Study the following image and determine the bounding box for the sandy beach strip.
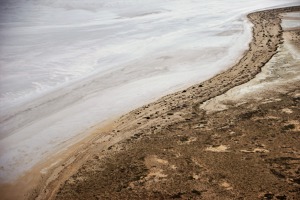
[1,6,299,200]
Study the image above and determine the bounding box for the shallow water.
[0,0,299,182]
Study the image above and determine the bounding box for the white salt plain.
[0,0,299,182]
[281,12,300,30]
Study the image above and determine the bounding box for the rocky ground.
[30,6,300,200]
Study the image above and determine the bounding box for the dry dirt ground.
[57,86,300,200]
[28,6,300,200]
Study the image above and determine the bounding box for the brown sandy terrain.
[6,6,299,200]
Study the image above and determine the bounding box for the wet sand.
[2,6,300,200]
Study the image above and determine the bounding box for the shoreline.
[1,6,300,200]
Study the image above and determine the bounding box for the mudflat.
[27,6,300,200]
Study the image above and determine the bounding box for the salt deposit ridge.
[0,0,299,182]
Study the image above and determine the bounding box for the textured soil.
[56,86,300,200]
[28,6,300,200]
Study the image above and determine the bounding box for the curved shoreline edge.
[31,5,300,200]
[2,5,300,200]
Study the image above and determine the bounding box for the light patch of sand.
[40,160,61,174]
[129,168,167,189]
[261,98,282,104]
[144,155,168,168]
[292,92,300,98]
[240,148,270,153]
[129,155,170,187]
[205,145,229,152]
[170,165,177,170]
[220,181,233,190]
[253,148,270,153]
[192,174,200,180]
[282,108,293,114]
[144,155,169,180]
[146,169,167,181]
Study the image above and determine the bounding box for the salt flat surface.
[281,12,300,29]
[0,0,299,182]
